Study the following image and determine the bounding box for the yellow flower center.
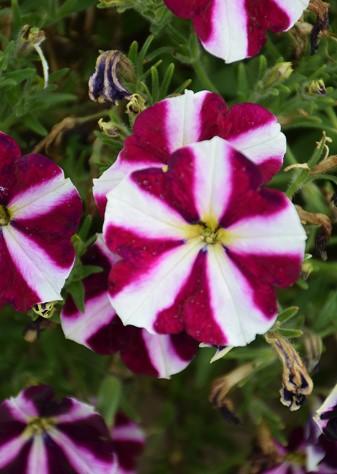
[186,215,235,247]
[0,204,10,226]
[25,416,55,437]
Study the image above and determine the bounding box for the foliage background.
[0,1,337,472]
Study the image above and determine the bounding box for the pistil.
[25,416,54,437]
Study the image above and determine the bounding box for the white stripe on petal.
[227,205,306,254]
[165,90,210,151]
[3,226,73,303]
[8,174,75,219]
[274,0,309,29]
[62,293,116,349]
[56,401,96,424]
[314,382,337,433]
[49,429,118,474]
[189,137,232,222]
[112,424,145,444]
[207,246,276,346]
[110,241,202,333]
[0,435,28,468]
[142,332,193,379]
[27,435,48,474]
[202,0,248,63]
[104,176,190,241]
[227,120,286,167]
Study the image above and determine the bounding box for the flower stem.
[192,59,218,93]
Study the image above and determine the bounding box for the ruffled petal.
[165,0,309,62]
[314,383,337,441]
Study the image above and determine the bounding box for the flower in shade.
[163,0,309,63]
[314,383,337,442]
[112,413,145,474]
[61,237,198,378]
[259,423,337,474]
[0,132,81,312]
[0,385,118,473]
[89,50,134,104]
[93,89,286,215]
[103,136,306,347]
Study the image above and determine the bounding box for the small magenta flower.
[93,90,287,215]
[61,237,198,378]
[112,413,145,474]
[103,137,306,347]
[0,132,81,311]
[314,383,337,441]
[164,0,309,63]
[89,50,134,104]
[0,385,118,473]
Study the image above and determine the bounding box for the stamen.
[0,205,10,226]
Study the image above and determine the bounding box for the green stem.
[326,107,337,129]
[192,59,218,93]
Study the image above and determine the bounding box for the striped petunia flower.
[103,136,306,347]
[0,385,118,473]
[164,0,309,63]
[314,383,337,442]
[260,423,337,474]
[61,237,198,378]
[0,132,81,312]
[93,90,286,215]
[112,413,145,474]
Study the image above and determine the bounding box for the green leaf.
[96,376,122,427]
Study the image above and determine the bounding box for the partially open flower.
[314,383,337,441]
[112,413,145,474]
[93,90,287,215]
[61,237,198,378]
[0,132,81,311]
[89,50,134,104]
[164,0,309,63]
[103,137,306,347]
[0,385,118,473]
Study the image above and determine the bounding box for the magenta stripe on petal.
[0,231,39,311]
[57,414,115,463]
[227,250,302,318]
[131,156,199,223]
[220,150,288,227]
[164,0,208,18]
[112,413,145,474]
[46,436,82,474]
[12,192,81,269]
[0,439,32,473]
[23,385,73,418]
[106,225,183,296]
[0,403,26,446]
[155,250,227,345]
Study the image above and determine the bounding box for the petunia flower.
[61,237,198,378]
[0,132,81,312]
[260,423,337,474]
[103,136,306,347]
[0,385,118,473]
[163,0,309,63]
[112,413,145,474]
[314,383,337,442]
[93,90,286,215]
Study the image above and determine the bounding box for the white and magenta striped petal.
[164,0,309,62]
[314,383,337,442]
[61,237,198,378]
[104,137,305,346]
[112,413,145,474]
[0,385,118,474]
[0,133,82,311]
[93,91,285,214]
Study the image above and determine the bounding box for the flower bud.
[307,79,327,95]
[263,62,293,88]
[89,50,134,104]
